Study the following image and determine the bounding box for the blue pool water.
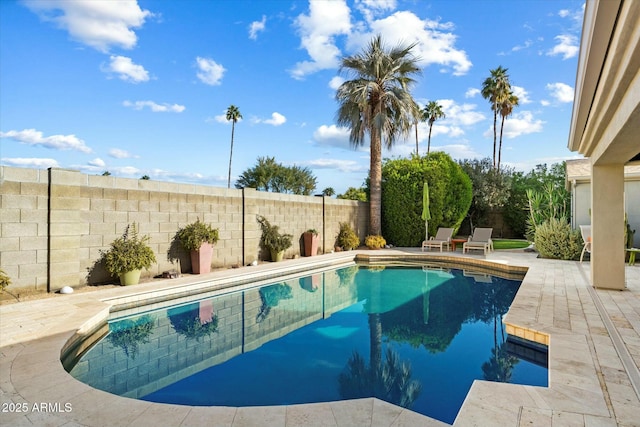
[68,265,548,424]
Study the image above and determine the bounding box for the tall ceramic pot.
[191,243,213,274]
[303,232,319,257]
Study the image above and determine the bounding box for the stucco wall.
[572,180,640,247]
[0,166,368,293]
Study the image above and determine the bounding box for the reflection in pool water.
[68,265,547,424]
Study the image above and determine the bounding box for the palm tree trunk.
[427,124,433,156]
[492,108,498,169]
[498,115,505,173]
[369,126,382,236]
[415,122,419,155]
[228,122,235,188]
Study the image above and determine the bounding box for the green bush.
[176,218,219,251]
[103,223,156,275]
[337,222,360,250]
[534,218,583,260]
[381,152,472,247]
[365,235,386,249]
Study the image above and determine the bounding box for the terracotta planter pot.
[303,232,319,256]
[119,269,141,286]
[191,243,213,274]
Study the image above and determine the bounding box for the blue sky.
[0,0,584,194]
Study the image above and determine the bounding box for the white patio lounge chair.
[421,228,454,252]
[462,228,493,255]
[580,225,591,263]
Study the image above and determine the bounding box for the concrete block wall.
[0,166,368,293]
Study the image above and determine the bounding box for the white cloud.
[0,128,92,153]
[465,88,480,98]
[438,99,485,127]
[483,111,544,139]
[329,76,345,91]
[88,158,106,168]
[196,57,226,85]
[1,157,60,168]
[291,0,351,79]
[302,158,366,173]
[123,100,185,112]
[103,55,149,83]
[253,112,286,126]
[547,34,579,59]
[439,143,485,160]
[108,148,137,159]
[352,11,472,76]
[22,0,152,52]
[540,100,551,107]
[511,39,533,52]
[313,124,352,149]
[249,15,266,40]
[511,85,532,104]
[546,82,574,103]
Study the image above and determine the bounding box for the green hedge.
[381,153,472,247]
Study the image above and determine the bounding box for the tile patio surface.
[1,249,639,426]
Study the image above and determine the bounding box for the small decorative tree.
[256,215,293,262]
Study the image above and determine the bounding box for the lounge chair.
[421,228,454,252]
[580,225,591,263]
[463,228,493,255]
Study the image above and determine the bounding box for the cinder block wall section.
[0,166,369,293]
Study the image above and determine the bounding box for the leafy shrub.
[337,222,360,250]
[526,183,569,241]
[365,235,386,249]
[0,269,10,293]
[256,215,293,253]
[103,223,156,275]
[534,218,583,260]
[177,218,219,251]
[381,152,472,247]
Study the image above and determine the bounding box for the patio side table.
[627,248,640,266]
[450,238,468,251]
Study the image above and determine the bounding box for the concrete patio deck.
[1,249,639,426]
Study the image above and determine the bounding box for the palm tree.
[226,105,242,188]
[481,66,510,169]
[497,92,519,172]
[336,35,421,235]
[424,101,446,156]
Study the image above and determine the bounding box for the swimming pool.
[68,264,547,424]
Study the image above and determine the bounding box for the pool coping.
[1,249,639,426]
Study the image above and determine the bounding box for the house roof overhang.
[567,0,640,166]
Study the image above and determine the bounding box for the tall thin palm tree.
[497,92,519,172]
[481,66,510,169]
[226,105,242,188]
[336,35,421,235]
[424,101,445,156]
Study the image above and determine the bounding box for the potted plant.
[365,235,386,249]
[176,218,219,274]
[336,222,360,250]
[303,229,320,257]
[256,215,293,262]
[103,223,156,286]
